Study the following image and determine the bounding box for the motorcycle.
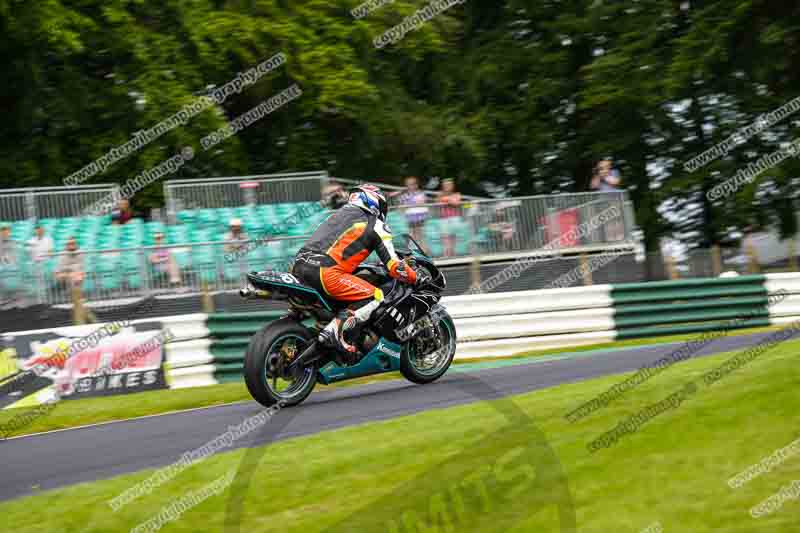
[239,235,457,408]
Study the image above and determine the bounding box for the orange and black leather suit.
[292,204,418,303]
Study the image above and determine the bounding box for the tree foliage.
[1,0,799,249]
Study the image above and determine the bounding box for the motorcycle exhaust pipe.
[239,286,272,300]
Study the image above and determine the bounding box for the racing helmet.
[349,184,388,221]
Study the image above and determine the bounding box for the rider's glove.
[389,258,418,285]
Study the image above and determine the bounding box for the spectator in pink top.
[149,232,181,288]
[437,178,462,257]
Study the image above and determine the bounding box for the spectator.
[223,219,250,255]
[55,237,84,289]
[322,180,348,209]
[487,203,517,252]
[27,224,54,263]
[0,225,17,306]
[149,232,182,288]
[0,225,15,266]
[391,176,429,250]
[591,158,622,192]
[590,158,625,241]
[111,198,134,225]
[437,178,462,257]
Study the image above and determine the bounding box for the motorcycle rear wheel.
[244,318,317,408]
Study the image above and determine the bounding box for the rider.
[292,184,426,354]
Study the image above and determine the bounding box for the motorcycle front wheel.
[400,310,457,384]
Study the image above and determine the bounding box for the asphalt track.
[0,330,782,502]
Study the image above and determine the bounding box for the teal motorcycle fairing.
[316,338,403,385]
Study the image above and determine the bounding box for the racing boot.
[318,298,381,354]
[319,310,361,354]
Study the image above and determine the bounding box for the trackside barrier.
[6,273,800,398]
[610,275,772,339]
[162,272,800,385]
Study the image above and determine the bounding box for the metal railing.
[163,172,491,224]
[0,193,632,305]
[164,171,330,223]
[3,238,303,305]
[386,191,633,258]
[0,184,121,222]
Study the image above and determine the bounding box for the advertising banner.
[1,322,169,406]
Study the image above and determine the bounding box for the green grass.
[0,336,797,532]
[0,324,782,438]
[0,382,253,436]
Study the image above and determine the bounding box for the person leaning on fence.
[390,176,430,251]
[488,203,516,252]
[149,232,182,289]
[223,219,250,255]
[437,178,462,258]
[54,237,85,290]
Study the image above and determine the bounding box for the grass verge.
[0,325,780,438]
[0,336,797,531]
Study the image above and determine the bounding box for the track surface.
[0,331,780,502]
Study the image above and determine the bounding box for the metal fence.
[0,184,121,222]
[163,172,494,224]
[0,237,308,305]
[164,171,330,223]
[0,195,631,306]
[389,191,633,258]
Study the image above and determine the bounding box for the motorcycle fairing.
[316,337,403,385]
[247,270,334,311]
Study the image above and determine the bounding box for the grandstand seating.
[0,203,475,297]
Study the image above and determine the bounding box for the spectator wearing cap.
[223,219,250,255]
[27,224,54,263]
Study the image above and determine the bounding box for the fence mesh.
[0,185,120,222]
[164,172,329,221]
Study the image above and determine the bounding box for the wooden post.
[711,245,722,277]
[580,253,593,286]
[664,252,680,280]
[202,281,215,314]
[745,237,760,274]
[470,255,482,290]
[790,238,799,272]
[71,284,86,325]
